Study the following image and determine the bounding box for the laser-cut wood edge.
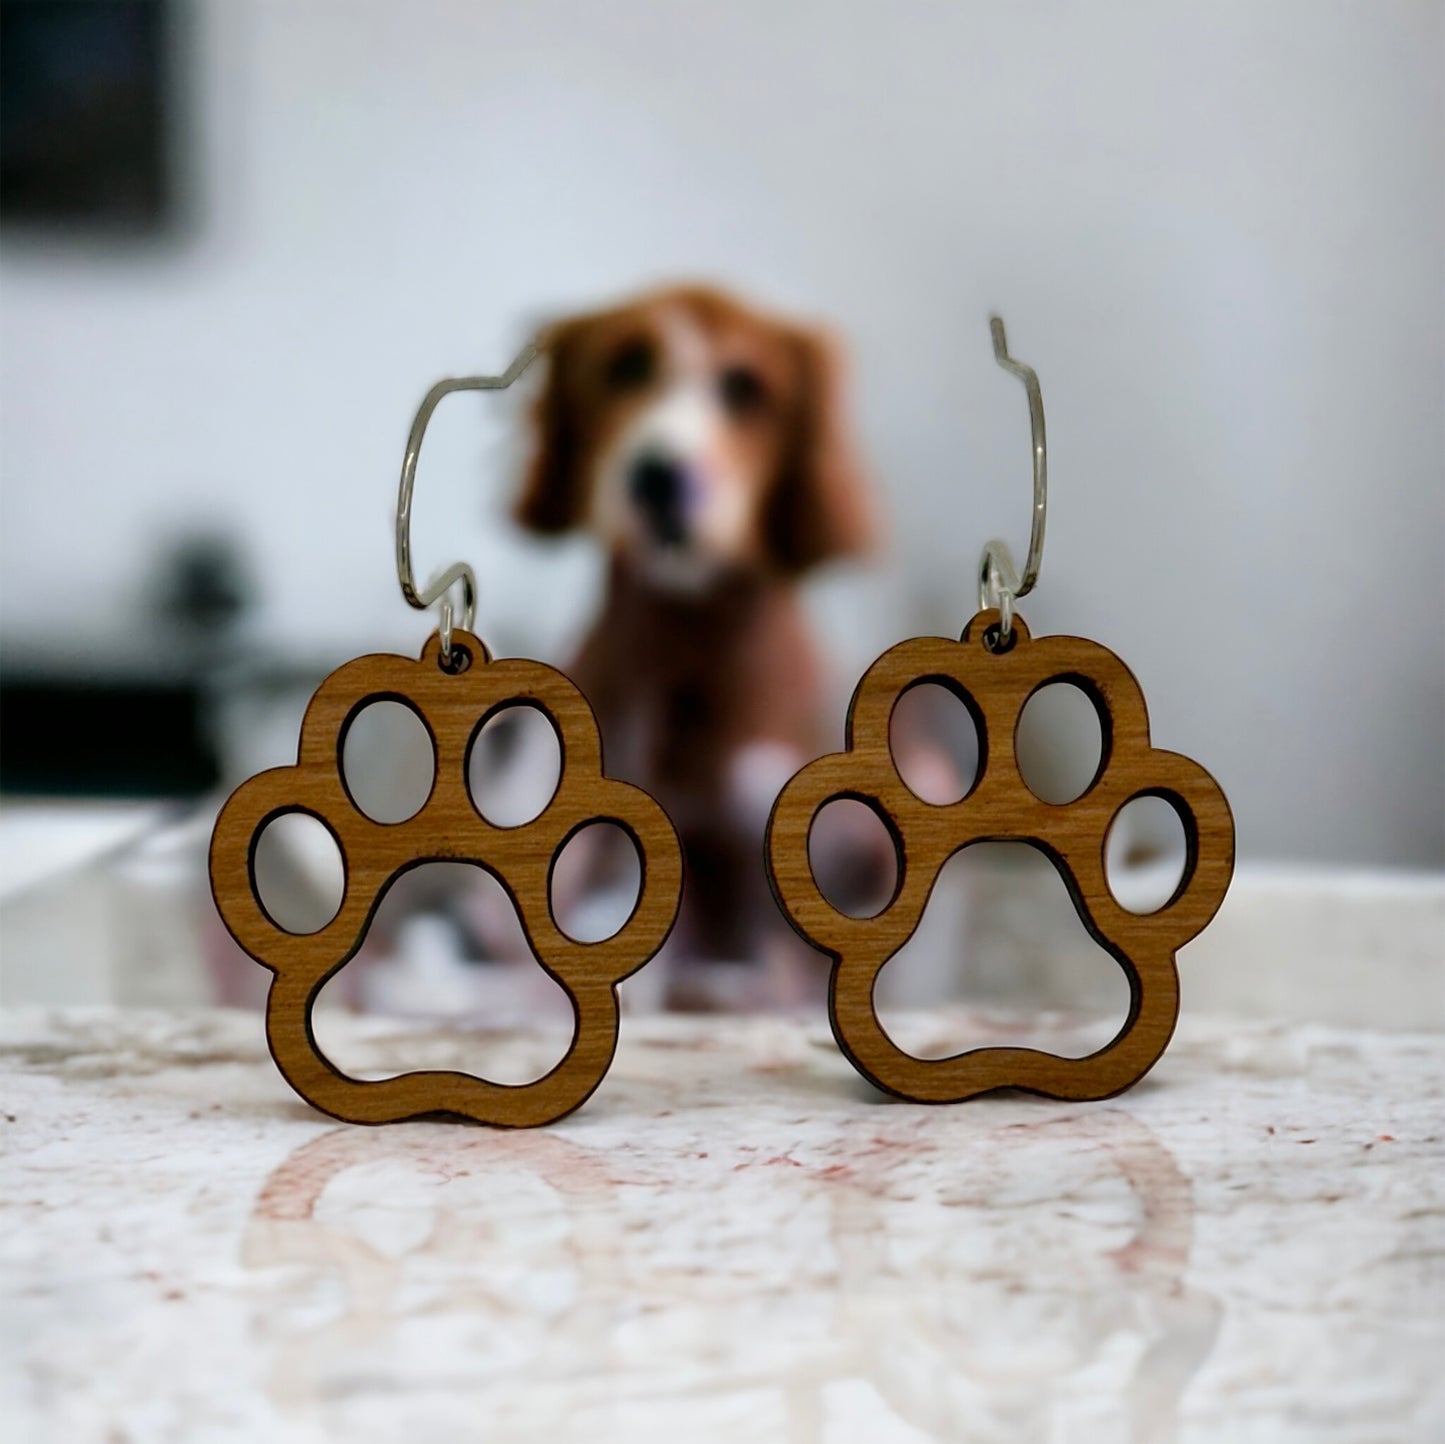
[765,610,1236,1103]
[209,630,683,1127]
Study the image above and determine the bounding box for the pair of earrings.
[209,319,1234,1127]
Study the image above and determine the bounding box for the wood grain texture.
[766,610,1235,1103]
[209,630,682,1127]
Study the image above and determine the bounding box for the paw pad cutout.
[210,631,682,1126]
[766,611,1235,1102]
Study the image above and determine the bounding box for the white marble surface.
[2,1006,1442,1444]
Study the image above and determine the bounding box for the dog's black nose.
[628,453,689,544]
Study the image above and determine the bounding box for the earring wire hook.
[396,340,540,661]
[977,316,1047,643]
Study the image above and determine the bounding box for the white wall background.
[1,0,1441,866]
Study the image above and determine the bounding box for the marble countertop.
[3,1005,1442,1443]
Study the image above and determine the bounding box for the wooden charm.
[766,610,1235,1103]
[209,630,682,1127]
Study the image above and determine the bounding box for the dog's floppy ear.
[515,318,588,534]
[764,324,874,574]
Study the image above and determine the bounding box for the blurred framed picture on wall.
[0,0,174,232]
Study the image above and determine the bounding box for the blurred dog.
[207,286,963,1016]
[516,284,879,1007]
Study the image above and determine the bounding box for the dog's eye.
[604,339,655,392]
[719,364,767,417]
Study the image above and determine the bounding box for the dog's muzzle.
[628,452,692,546]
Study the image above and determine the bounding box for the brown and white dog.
[515,284,879,1008]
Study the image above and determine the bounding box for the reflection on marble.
[2,1007,1441,1443]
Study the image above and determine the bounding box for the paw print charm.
[210,632,682,1126]
[766,611,1235,1103]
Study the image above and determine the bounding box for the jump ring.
[438,597,455,665]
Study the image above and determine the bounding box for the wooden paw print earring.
[209,345,682,1127]
[766,319,1235,1103]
